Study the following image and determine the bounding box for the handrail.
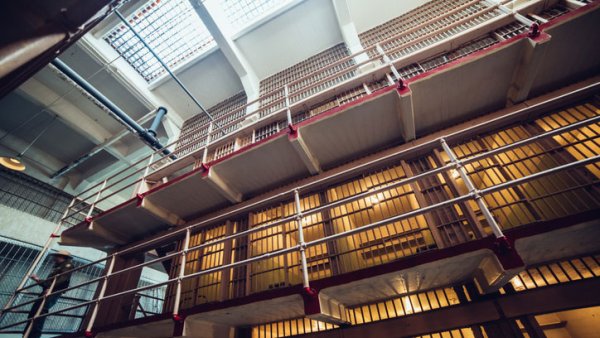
[2,151,597,332]
[72,0,494,201]
[77,80,600,262]
[62,1,524,218]
[5,98,598,318]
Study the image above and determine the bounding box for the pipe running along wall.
[49,59,176,179]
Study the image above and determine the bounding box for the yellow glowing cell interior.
[166,101,600,313]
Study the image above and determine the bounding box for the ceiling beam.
[190,0,261,101]
[17,77,140,168]
[18,78,113,144]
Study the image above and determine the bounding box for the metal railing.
[56,0,544,225]
[1,97,598,335]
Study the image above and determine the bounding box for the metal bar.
[112,82,600,258]
[4,152,597,331]
[285,85,292,125]
[85,255,116,334]
[37,84,596,296]
[440,138,505,238]
[87,179,107,219]
[375,43,401,81]
[294,190,310,289]
[114,11,212,121]
[173,228,190,316]
[23,277,57,338]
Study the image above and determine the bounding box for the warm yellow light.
[403,296,413,314]
[451,169,461,179]
[510,276,525,291]
[0,157,26,171]
[370,195,380,204]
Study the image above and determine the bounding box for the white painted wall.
[346,0,431,34]
[235,0,344,80]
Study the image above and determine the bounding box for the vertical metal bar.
[87,179,107,219]
[202,122,214,163]
[375,43,401,80]
[1,197,76,314]
[85,255,116,335]
[142,153,155,179]
[440,139,505,238]
[284,85,292,126]
[294,190,310,289]
[173,228,191,316]
[23,277,57,338]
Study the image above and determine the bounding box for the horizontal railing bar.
[384,6,503,57]
[7,155,598,330]
[365,0,486,49]
[67,2,522,211]
[38,88,599,309]
[114,81,600,257]
[480,155,600,195]
[463,114,600,165]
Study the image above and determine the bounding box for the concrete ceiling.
[0,0,433,196]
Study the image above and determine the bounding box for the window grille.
[104,0,215,82]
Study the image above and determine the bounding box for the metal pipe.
[147,107,167,137]
[114,11,213,121]
[49,58,176,160]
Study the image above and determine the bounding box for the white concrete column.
[190,0,261,108]
[332,0,370,65]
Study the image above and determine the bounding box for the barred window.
[104,0,215,82]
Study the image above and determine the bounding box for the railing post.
[202,122,214,163]
[375,43,401,81]
[1,198,76,316]
[87,179,107,219]
[284,85,292,126]
[84,255,116,336]
[440,139,505,239]
[294,189,310,289]
[173,228,191,320]
[22,276,57,338]
[142,153,155,179]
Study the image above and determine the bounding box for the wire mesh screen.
[0,237,105,334]
[104,0,215,82]
[0,168,73,224]
[0,238,168,334]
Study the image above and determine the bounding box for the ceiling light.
[0,115,56,172]
[0,157,26,171]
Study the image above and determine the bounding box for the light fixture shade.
[0,157,26,171]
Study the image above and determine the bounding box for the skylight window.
[219,0,295,32]
[105,0,216,82]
